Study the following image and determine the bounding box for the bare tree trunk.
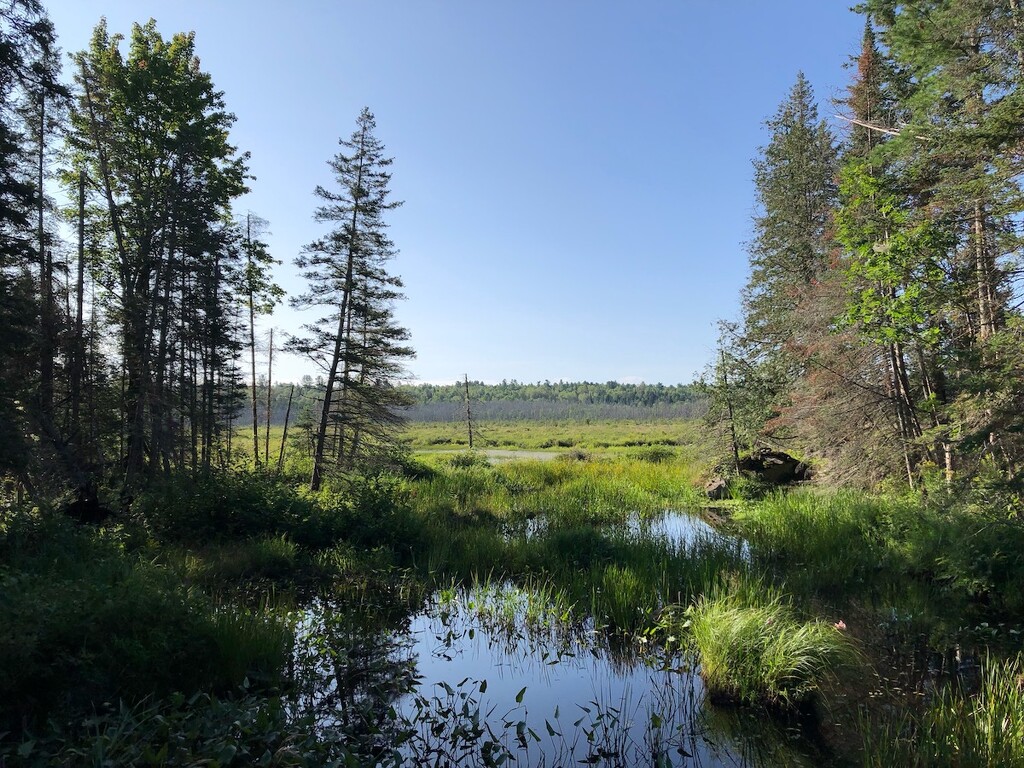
[464,374,475,450]
[277,383,295,474]
[264,328,273,464]
[37,88,54,418]
[720,350,740,473]
[247,214,261,469]
[71,171,86,436]
[310,305,347,491]
[974,200,996,342]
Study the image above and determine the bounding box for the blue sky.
[47,1,864,385]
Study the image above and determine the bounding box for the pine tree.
[289,108,413,490]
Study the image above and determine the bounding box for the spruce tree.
[289,108,413,490]
[731,74,840,447]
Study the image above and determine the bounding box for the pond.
[293,511,828,767]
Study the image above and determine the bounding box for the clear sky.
[46,1,865,386]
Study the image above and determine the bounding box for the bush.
[0,509,292,728]
[445,450,489,469]
[333,474,422,556]
[627,445,676,463]
[138,471,318,544]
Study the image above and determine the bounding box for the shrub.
[627,445,676,463]
[333,474,422,556]
[138,471,318,544]
[445,451,489,469]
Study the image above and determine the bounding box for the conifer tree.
[856,0,1024,478]
[289,108,413,490]
[0,0,62,486]
[730,74,840,447]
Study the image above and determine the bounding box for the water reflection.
[292,511,827,766]
[398,585,826,766]
[508,509,749,560]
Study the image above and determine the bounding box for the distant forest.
[237,380,707,426]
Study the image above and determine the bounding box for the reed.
[862,653,1024,767]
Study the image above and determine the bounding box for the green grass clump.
[685,590,857,708]
[863,653,1024,767]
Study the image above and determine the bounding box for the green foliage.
[683,589,857,707]
[0,509,292,729]
[2,691,342,767]
[333,473,421,556]
[138,470,320,545]
[836,158,949,348]
[863,653,1024,767]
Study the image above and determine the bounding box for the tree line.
[400,380,702,407]
[236,380,705,428]
[708,2,1024,489]
[0,3,411,499]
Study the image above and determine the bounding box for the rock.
[738,450,808,485]
[704,476,729,501]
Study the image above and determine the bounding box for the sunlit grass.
[682,588,858,708]
[862,653,1024,767]
[402,417,704,453]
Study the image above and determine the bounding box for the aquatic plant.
[862,653,1024,767]
[684,590,858,707]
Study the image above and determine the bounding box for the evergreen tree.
[0,0,62,488]
[729,74,840,448]
[856,0,1024,478]
[289,108,413,490]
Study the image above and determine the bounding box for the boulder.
[704,476,730,501]
[738,450,808,485]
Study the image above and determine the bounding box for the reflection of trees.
[286,586,830,767]
[289,593,422,755]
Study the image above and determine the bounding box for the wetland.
[4,445,1022,766]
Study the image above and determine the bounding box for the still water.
[296,512,826,767]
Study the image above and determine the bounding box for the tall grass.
[732,489,898,593]
[733,487,1024,614]
[684,589,858,708]
[411,454,703,527]
[862,653,1024,767]
[403,417,704,453]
